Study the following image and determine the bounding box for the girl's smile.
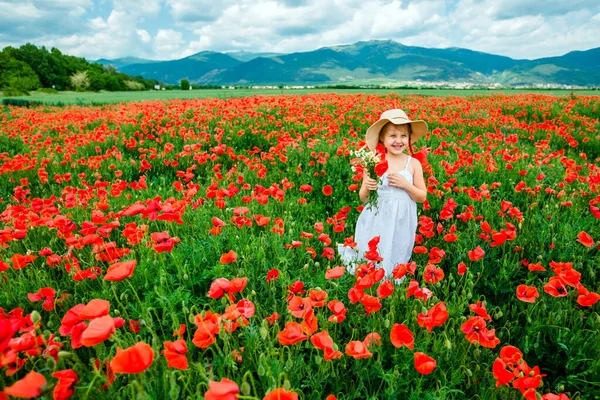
[381,124,410,156]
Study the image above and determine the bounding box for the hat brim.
[365,118,428,152]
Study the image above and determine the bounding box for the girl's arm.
[405,159,427,203]
[359,175,378,203]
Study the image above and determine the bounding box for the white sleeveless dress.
[338,156,418,277]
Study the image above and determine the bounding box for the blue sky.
[0,0,598,61]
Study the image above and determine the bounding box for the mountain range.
[95,40,600,86]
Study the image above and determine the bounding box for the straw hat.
[365,109,428,152]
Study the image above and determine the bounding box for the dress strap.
[404,156,411,170]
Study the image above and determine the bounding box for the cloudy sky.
[1,0,599,61]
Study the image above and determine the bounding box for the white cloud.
[0,0,598,61]
[137,29,151,43]
[154,29,185,53]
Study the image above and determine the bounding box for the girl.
[338,109,428,278]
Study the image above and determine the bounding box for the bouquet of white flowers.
[351,147,384,213]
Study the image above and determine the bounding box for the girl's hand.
[388,173,410,189]
[362,176,378,191]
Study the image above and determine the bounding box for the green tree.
[104,74,125,91]
[180,79,190,90]
[0,52,40,92]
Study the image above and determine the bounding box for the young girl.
[338,109,428,278]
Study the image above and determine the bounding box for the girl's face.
[381,124,410,156]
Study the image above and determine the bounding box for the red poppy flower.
[81,315,115,347]
[266,268,280,283]
[492,358,514,387]
[461,316,500,348]
[27,287,57,311]
[104,260,137,281]
[345,340,372,359]
[322,185,333,196]
[423,264,444,284]
[263,388,299,400]
[360,294,382,314]
[162,340,188,370]
[207,278,231,299]
[577,231,594,248]
[325,266,345,279]
[516,285,539,303]
[468,246,485,261]
[78,299,110,320]
[444,233,458,243]
[4,370,47,398]
[413,246,428,254]
[469,301,492,321]
[527,262,546,272]
[308,289,328,307]
[220,250,237,264]
[363,332,382,348]
[278,322,308,346]
[414,352,436,374]
[52,369,78,400]
[110,341,154,374]
[288,295,312,318]
[327,300,347,323]
[299,184,313,193]
[310,330,343,361]
[10,253,37,270]
[390,324,414,350]
[204,378,239,400]
[576,284,600,307]
[544,276,568,297]
[192,311,220,349]
[457,262,467,276]
[499,345,523,367]
[376,280,394,298]
[417,302,448,332]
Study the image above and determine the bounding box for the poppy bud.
[315,355,323,365]
[260,327,268,340]
[284,379,291,390]
[114,309,120,315]
[445,339,451,349]
[183,274,189,280]
[241,382,251,395]
[46,357,56,369]
[47,320,54,328]
[465,369,472,377]
[384,319,390,328]
[58,351,72,359]
[31,310,41,323]
[188,314,195,324]
[258,365,266,376]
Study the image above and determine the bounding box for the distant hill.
[118,51,242,83]
[95,40,600,86]
[96,57,159,70]
[225,51,283,62]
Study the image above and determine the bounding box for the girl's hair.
[379,122,414,155]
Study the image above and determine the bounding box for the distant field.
[2,87,599,105]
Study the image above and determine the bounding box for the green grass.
[2,87,598,105]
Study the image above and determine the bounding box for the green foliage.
[0,43,157,93]
[180,79,190,90]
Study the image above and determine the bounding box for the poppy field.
[1,93,599,399]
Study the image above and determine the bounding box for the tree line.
[0,44,159,96]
